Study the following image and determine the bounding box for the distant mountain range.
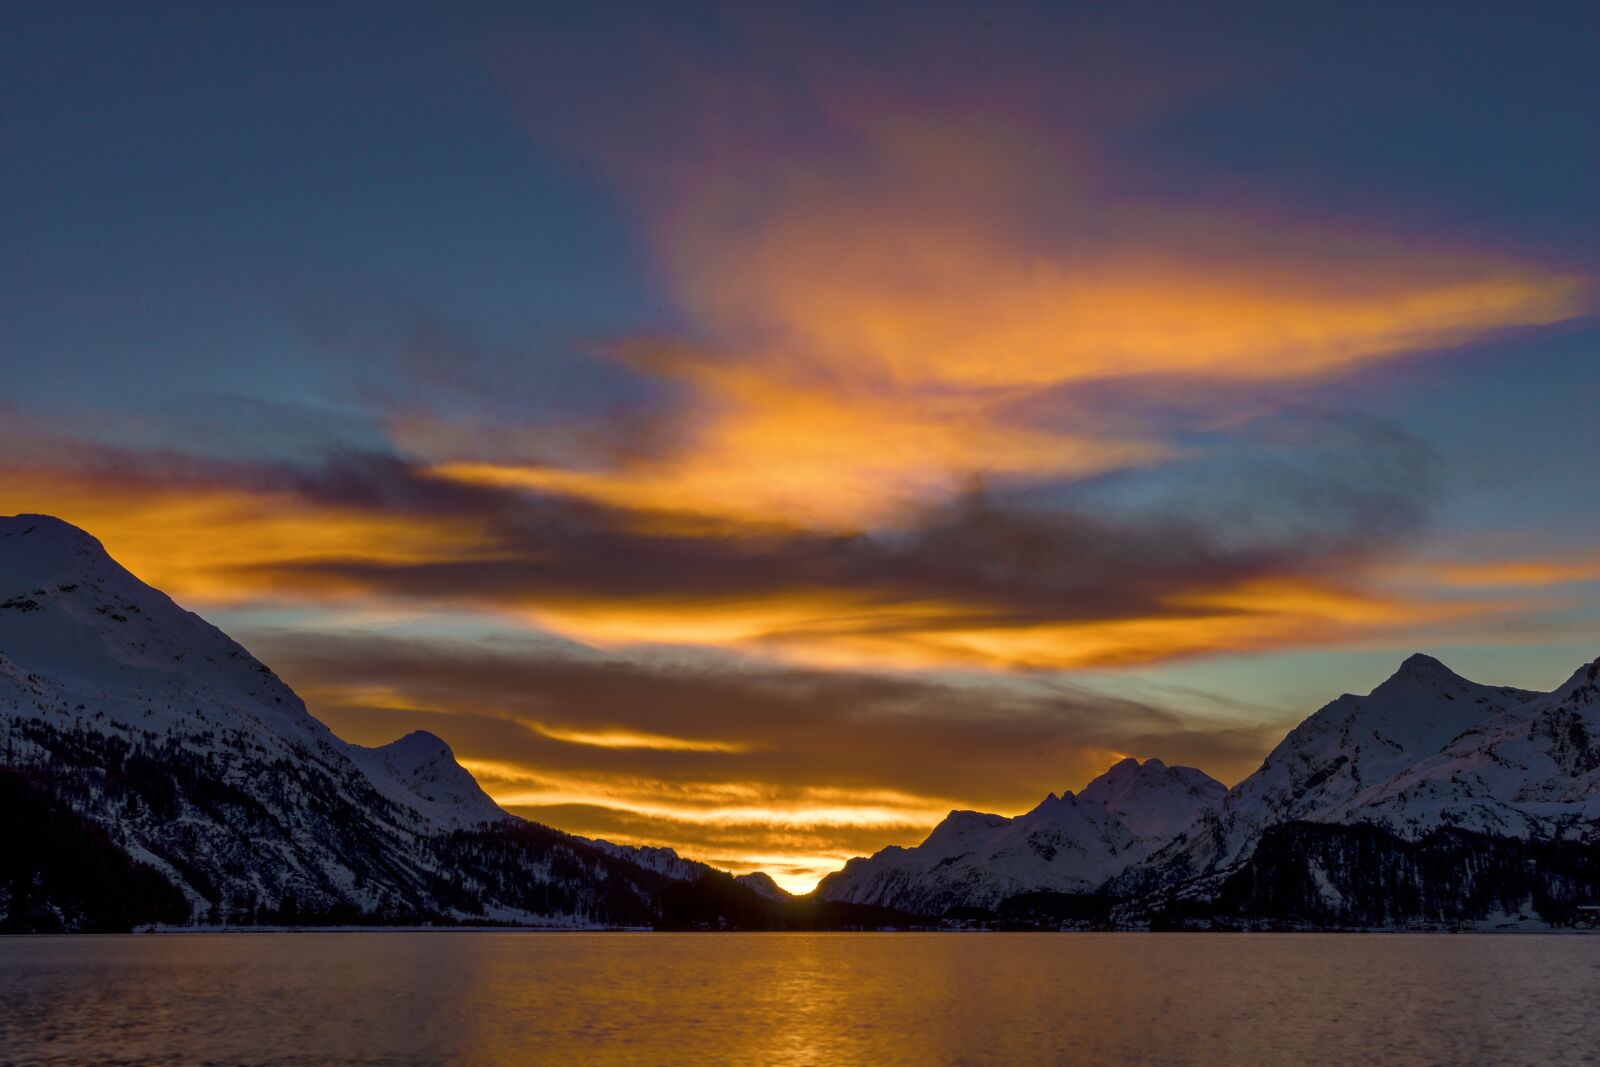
[819,652,1600,929]
[817,756,1226,914]
[2,514,1597,932]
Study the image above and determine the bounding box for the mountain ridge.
[819,652,1600,925]
[4,513,1597,931]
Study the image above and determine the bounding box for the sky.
[3,2,1599,891]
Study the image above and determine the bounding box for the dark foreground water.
[2,932,1597,1066]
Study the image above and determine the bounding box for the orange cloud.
[429,373,1162,530]
[514,577,1526,672]
[414,122,1588,532]
[1409,553,1600,589]
[529,725,756,754]
[678,215,1583,392]
[458,760,954,892]
[0,448,1550,675]
[0,464,491,605]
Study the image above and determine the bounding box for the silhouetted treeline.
[434,822,669,927]
[994,892,1119,928]
[1196,822,1600,929]
[0,767,190,932]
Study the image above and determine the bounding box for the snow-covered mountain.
[735,871,794,901]
[347,730,507,830]
[815,757,1225,913]
[1125,653,1600,898]
[0,515,700,929]
[817,653,1600,927]
[1365,658,1600,835]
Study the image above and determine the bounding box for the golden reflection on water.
[1,932,1596,1066]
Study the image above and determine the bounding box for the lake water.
[1,932,1596,1066]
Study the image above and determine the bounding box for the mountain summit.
[348,730,507,830]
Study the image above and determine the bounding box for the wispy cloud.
[253,630,1288,890]
[426,115,1589,529]
[0,415,1508,671]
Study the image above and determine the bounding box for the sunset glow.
[5,3,1599,893]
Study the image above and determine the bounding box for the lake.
[1,932,1596,1065]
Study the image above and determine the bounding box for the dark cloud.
[229,409,1433,645]
[0,405,1438,666]
[252,627,1290,875]
[258,630,1287,807]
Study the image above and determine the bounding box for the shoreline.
[33,924,1586,937]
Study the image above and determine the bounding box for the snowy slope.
[816,758,1225,913]
[1165,654,1543,875]
[0,515,337,746]
[1136,653,1598,890]
[1316,658,1600,840]
[735,871,794,901]
[0,516,506,833]
[348,731,507,830]
[0,515,676,926]
[575,839,712,882]
[819,653,1600,921]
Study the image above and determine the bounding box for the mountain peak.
[0,514,108,560]
[1091,755,1163,788]
[1083,755,1188,794]
[1399,651,1452,674]
[921,809,1010,849]
[0,514,113,585]
[1372,652,1466,694]
[382,730,456,762]
[350,730,506,829]
[1551,657,1600,707]
[0,513,98,541]
[735,871,794,901]
[1078,757,1225,839]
